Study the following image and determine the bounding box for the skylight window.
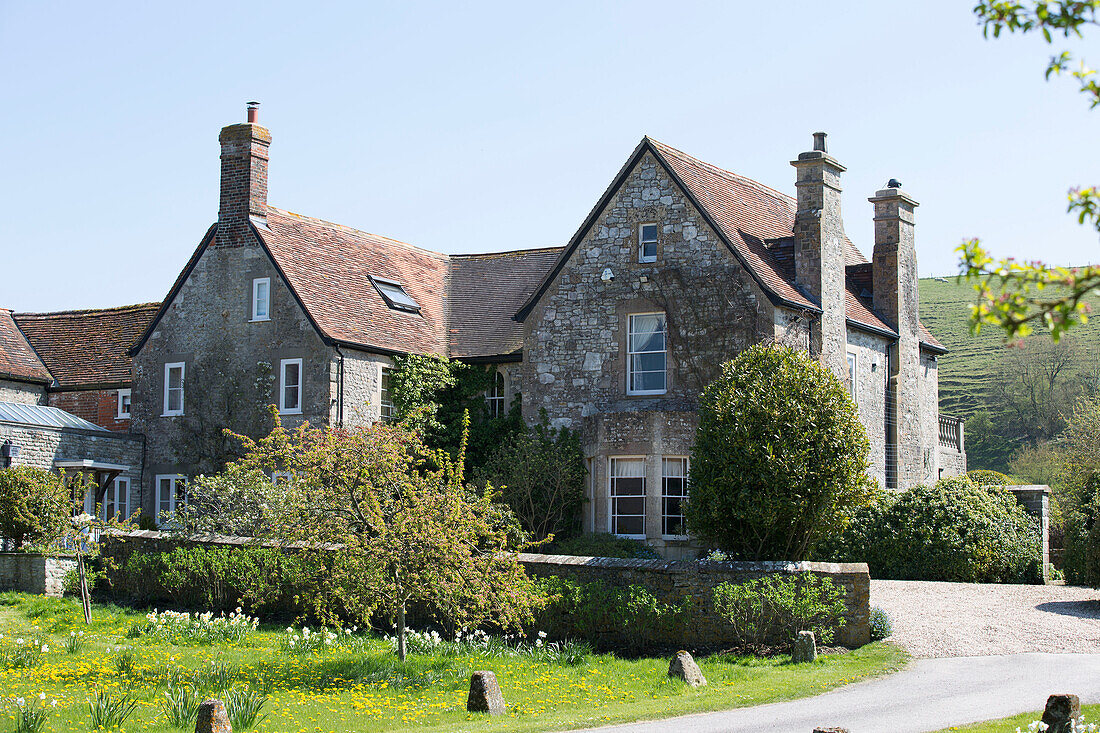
[371,276,420,313]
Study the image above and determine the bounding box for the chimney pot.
[247,101,260,124]
[813,131,827,152]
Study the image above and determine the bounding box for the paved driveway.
[872,579,1100,657]
[571,653,1100,733]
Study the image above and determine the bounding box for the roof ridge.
[453,246,565,260]
[645,136,796,205]
[13,302,161,319]
[267,206,449,260]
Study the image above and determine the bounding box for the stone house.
[6,106,965,553]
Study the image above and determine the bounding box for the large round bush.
[818,476,1043,583]
[686,344,872,560]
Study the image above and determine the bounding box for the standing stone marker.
[813,728,850,733]
[1042,694,1081,733]
[668,650,707,687]
[195,699,232,733]
[467,670,506,714]
[792,630,817,663]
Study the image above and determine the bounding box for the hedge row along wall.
[99,530,870,648]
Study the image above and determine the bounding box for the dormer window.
[639,223,658,263]
[370,276,420,313]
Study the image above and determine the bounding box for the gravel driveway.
[872,579,1100,658]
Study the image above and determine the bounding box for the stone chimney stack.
[870,182,924,489]
[217,102,270,248]
[791,132,847,377]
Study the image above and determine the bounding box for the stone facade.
[0,379,45,405]
[846,328,890,489]
[337,348,391,427]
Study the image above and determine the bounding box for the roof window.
[370,276,420,313]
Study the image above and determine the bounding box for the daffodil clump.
[1018,717,1098,733]
[5,692,58,733]
[135,607,259,645]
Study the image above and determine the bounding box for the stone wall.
[0,420,143,488]
[0,379,46,405]
[518,552,870,648]
[1008,485,1050,582]
[846,328,890,489]
[99,531,870,648]
[0,553,76,597]
[337,348,390,427]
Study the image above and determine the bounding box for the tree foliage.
[473,419,586,542]
[1055,394,1100,585]
[960,1,1100,340]
[686,344,873,560]
[225,413,543,659]
[0,467,69,550]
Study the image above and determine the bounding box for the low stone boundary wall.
[517,553,870,648]
[0,552,76,597]
[100,530,870,648]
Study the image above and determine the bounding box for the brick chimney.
[791,132,847,377]
[870,182,923,489]
[216,102,270,248]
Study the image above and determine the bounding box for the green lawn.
[931,704,1100,732]
[0,592,906,733]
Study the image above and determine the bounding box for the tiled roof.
[449,248,564,358]
[13,303,159,388]
[257,207,451,355]
[647,138,943,351]
[0,310,50,383]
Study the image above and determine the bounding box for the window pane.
[168,367,182,390]
[611,458,645,479]
[641,224,658,240]
[614,515,644,536]
[375,280,420,310]
[633,369,666,393]
[255,280,269,317]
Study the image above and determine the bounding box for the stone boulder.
[792,630,817,663]
[467,670,506,715]
[1042,694,1081,733]
[668,650,707,687]
[813,728,850,733]
[195,699,232,733]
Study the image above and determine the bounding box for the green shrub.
[967,469,1012,486]
[687,345,873,560]
[712,574,847,654]
[102,542,334,619]
[534,577,690,655]
[869,607,892,641]
[545,533,660,560]
[818,476,1043,583]
[0,467,69,550]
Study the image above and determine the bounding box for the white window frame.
[661,456,690,539]
[846,351,858,405]
[271,471,294,486]
[486,371,505,419]
[162,362,185,417]
[380,366,394,421]
[638,223,658,263]
[251,277,271,322]
[155,474,186,526]
[608,456,647,539]
[279,358,303,415]
[116,388,132,419]
[100,477,130,521]
[627,312,667,396]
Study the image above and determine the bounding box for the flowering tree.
[227,412,543,660]
[960,2,1100,340]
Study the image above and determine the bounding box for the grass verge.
[0,591,906,733]
[931,704,1100,732]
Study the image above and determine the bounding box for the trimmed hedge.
[101,542,334,620]
[817,476,1043,584]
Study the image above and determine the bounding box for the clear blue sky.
[2,1,1097,312]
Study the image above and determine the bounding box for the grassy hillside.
[919,277,1100,420]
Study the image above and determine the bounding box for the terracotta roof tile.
[449,248,564,358]
[0,310,50,383]
[258,207,451,355]
[13,303,159,387]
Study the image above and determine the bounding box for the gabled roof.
[449,247,564,359]
[0,310,50,384]
[257,207,451,355]
[515,136,944,352]
[13,303,159,388]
